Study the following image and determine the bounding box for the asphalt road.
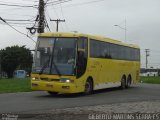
[0,83,159,114]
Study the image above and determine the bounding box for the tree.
[0,45,33,78]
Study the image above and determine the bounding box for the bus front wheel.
[84,79,93,95]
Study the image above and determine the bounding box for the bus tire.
[121,76,126,89]
[84,78,93,95]
[48,91,58,96]
[126,75,132,88]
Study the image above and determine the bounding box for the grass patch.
[0,78,31,93]
[141,76,160,84]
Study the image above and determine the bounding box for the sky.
[0,0,160,68]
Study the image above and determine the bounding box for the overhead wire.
[47,0,105,32]
[1,24,28,28]
[45,19,51,32]
[8,22,34,25]
[0,3,37,8]
[0,17,36,43]
[0,13,35,17]
[44,0,51,32]
[45,8,56,32]
[50,3,65,32]
[59,1,70,31]
[4,19,35,22]
[0,0,37,4]
[46,0,72,6]
[1,0,105,36]
[57,0,105,8]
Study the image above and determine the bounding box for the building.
[140,68,160,76]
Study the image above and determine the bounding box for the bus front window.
[32,37,77,75]
[50,38,76,75]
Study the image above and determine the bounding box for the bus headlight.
[67,79,74,83]
[66,79,71,83]
[32,77,39,80]
[60,78,74,83]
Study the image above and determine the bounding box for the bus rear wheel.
[121,76,126,89]
[84,79,93,95]
[126,75,132,88]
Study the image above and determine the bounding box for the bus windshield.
[32,37,77,75]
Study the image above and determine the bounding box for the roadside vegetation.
[0,76,159,94]
[141,76,160,84]
[0,78,31,93]
[0,45,33,78]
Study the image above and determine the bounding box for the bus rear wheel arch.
[84,77,93,95]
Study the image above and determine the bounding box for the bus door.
[76,37,88,78]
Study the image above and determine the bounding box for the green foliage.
[0,45,33,78]
[0,78,31,93]
[141,76,160,84]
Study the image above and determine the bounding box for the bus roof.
[38,32,140,49]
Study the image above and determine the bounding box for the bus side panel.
[86,58,101,87]
[90,59,140,90]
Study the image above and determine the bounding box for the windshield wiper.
[50,38,61,76]
[52,60,61,76]
[39,57,50,75]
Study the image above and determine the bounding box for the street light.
[114,20,127,42]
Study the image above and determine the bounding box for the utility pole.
[38,0,45,33]
[50,19,65,32]
[145,49,150,71]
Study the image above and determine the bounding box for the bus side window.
[77,37,88,78]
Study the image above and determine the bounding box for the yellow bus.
[31,32,140,95]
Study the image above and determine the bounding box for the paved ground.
[26,100,160,120]
[0,83,159,115]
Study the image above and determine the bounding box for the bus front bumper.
[31,80,82,93]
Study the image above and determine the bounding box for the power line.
[24,0,72,33]
[8,22,34,25]
[0,0,38,4]
[44,0,50,5]
[0,13,35,18]
[49,3,65,32]
[45,8,55,32]
[4,19,34,22]
[0,17,36,43]
[46,0,72,6]
[58,0,105,8]
[0,3,37,8]
[46,0,71,5]
[59,1,69,31]
[45,19,51,32]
